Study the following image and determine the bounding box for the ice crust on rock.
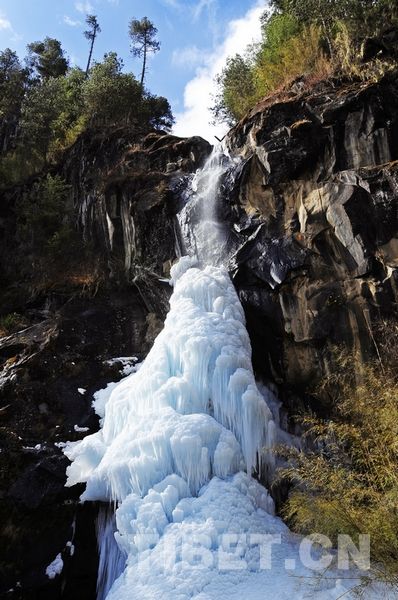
[45,553,63,579]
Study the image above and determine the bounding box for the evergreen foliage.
[212,0,398,124]
[129,17,160,88]
[84,15,101,77]
[0,17,173,187]
[27,37,69,80]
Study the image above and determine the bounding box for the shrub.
[212,1,398,125]
[212,54,257,124]
[212,14,331,123]
[0,146,44,188]
[0,313,27,336]
[15,173,84,279]
[255,23,330,95]
[277,349,398,588]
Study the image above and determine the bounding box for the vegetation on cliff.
[0,15,173,306]
[0,16,172,188]
[212,0,398,123]
[276,326,398,588]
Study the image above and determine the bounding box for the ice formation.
[64,149,370,599]
[45,553,63,579]
[65,259,275,505]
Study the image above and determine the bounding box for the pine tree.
[27,37,68,80]
[128,17,160,89]
[84,15,101,78]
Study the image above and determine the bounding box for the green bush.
[0,312,27,336]
[212,14,330,123]
[0,40,174,186]
[212,0,398,125]
[17,174,75,262]
[212,54,257,124]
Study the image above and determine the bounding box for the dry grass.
[276,342,398,589]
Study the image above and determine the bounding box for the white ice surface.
[64,261,373,599]
[45,553,63,579]
[74,424,89,433]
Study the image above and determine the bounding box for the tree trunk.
[85,34,96,78]
[140,45,147,90]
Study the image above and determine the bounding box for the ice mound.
[64,261,367,599]
[65,264,274,503]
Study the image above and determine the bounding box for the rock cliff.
[225,75,398,401]
[1,73,398,598]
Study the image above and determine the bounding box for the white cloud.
[162,0,183,8]
[192,0,216,20]
[0,11,21,41]
[64,15,81,27]
[75,1,94,14]
[173,1,266,142]
[172,45,209,69]
[0,12,12,31]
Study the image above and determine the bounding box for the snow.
[54,441,67,449]
[23,443,42,451]
[78,388,86,395]
[104,356,140,377]
[45,553,63,579]
[66,541,75,557]
[74,424,89,433]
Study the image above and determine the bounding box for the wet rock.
[63,127,211,290]
[225,75,398,393]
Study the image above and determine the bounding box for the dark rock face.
[225,76,398,394]
[63,127,211,314]
[0,290,149,598]
[362,27,398,62]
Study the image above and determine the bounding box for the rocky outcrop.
[63,127,210,314]
[225,75,398,396]
[0,290,150,598]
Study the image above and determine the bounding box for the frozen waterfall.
[64,147,369,600]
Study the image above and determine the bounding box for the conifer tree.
[84,15,101,78]
[128,17,160,89]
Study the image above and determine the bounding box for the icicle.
[96,507,126,600]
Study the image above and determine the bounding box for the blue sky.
[0,0,267,140]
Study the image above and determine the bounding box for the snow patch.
[45,553,63,579]
[74,424,89,433]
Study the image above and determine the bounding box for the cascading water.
[64,147,369,599]
[178,146,238,266]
